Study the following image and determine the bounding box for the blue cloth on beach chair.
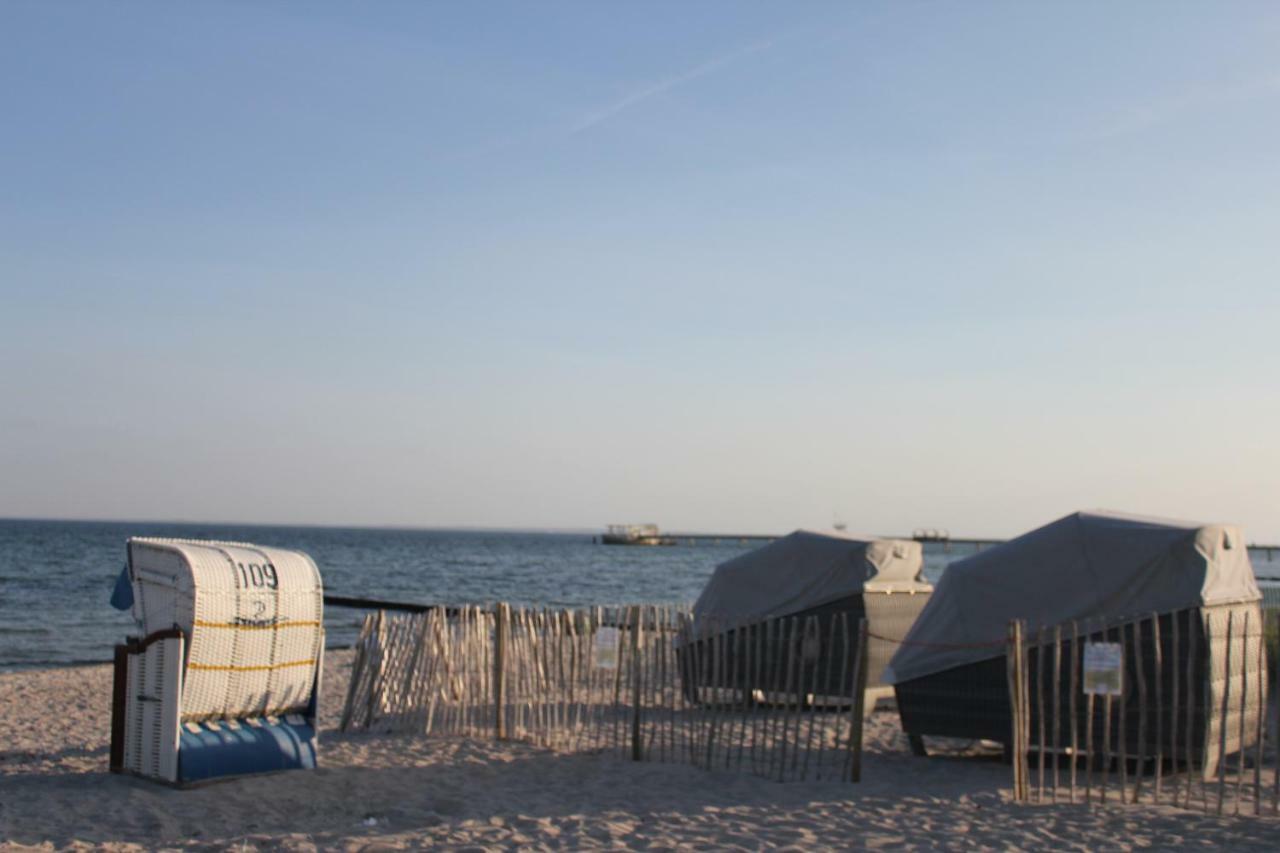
[109,566,133,611]
[177,716,317,784]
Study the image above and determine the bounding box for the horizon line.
[3,515,1278,550]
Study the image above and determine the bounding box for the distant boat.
[601,524,668,546]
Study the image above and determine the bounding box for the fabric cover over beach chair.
[680,530,932,701]
[887,510,1264,777]
[108,538,324,784]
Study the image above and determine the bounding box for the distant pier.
[596,524,775,546]
[645,532,778,546]
[595,525,1278,561]
[596,525,1002,550]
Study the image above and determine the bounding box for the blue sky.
[2,2,1278,538]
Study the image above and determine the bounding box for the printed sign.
[1082,642,1124,696]
[594,627,620,670]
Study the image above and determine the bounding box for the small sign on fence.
[1082,642,1123,696]
[594,626,619,669]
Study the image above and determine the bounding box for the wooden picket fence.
[339,604,871,783]
[1007,605,1277,815]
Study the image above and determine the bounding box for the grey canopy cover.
[885,510,1261,685]
[692,529,928,629]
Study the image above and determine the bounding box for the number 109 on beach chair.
[107,538,325,785]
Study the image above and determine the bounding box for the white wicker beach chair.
[109,538,324,784]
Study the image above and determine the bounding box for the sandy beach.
[0,650,1274,851]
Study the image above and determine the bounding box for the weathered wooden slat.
[1217,612,1233,815]
[1036,625,1046,803]
[1020,619,1031,802]
[801,616,822,780]
[1185,608,1198,810]
[777,617,799,782]
[1271,609,1279,816]
[339,612,374,732]
[834,613,852,782]
[630,606,644,761]
[1252,608,1265,816]
[1117,622,1128,802]
[1170,609,1181,806]
[1152,612,1164,804]
[1084,620,1096,807]
[1132,619,1148,804]
[1235,610,1250,815]
[1101,626,1113,806]
[847,617,869,784]
[1070,619,1080,805]
[1007,619,1024,802]
[765,617,786,780]
[1051,624,1062,804]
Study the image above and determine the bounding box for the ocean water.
[1,519,1275,670]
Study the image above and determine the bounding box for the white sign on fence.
[1082,642,1123,696]
[594,627,620,669]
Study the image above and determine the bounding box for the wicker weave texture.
[127,538,323,721]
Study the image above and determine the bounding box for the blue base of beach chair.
[177,715,317,784]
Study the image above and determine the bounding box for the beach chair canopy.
[885,510,1261,685]
[122,537,324,720]
[692,529,928,629]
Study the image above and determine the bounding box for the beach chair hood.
[884,510,1261,685]
[122,537,325,720]
[691,529,928,630]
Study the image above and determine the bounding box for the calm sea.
[1,518,1276,670]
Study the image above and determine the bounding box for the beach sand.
[2,651,1276,851]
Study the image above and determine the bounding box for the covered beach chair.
[109,538,325,785]
[887,511,1265,777]
[678,530,932,705]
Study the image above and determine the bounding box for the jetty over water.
[596,525,1003,550]
[641,532,779,546]
[595,525,1280,563]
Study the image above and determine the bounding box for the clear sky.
[2,2,1278,539]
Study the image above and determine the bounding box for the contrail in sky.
[569,40,775,134]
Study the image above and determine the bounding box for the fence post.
[1253,609,1265,816]
[1007,618,1028,802]
[630,605,644,761]
[1006,619,1019,800]
[1069,619,1080,804]
[1132,619,1147,804]
[1184,608,1198,809]
[1271,609,1279,816]
[847,617,869,783]
[1020,620,1032,803]
[1051,624,1061,803]
[1151,612,1164,804]
[1217,611,1234,815]
[367,609,387,729]
[1236,610,1250,815]
[494,603,508,740]
[340,612,374,732]
[1036,625,1046,802]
